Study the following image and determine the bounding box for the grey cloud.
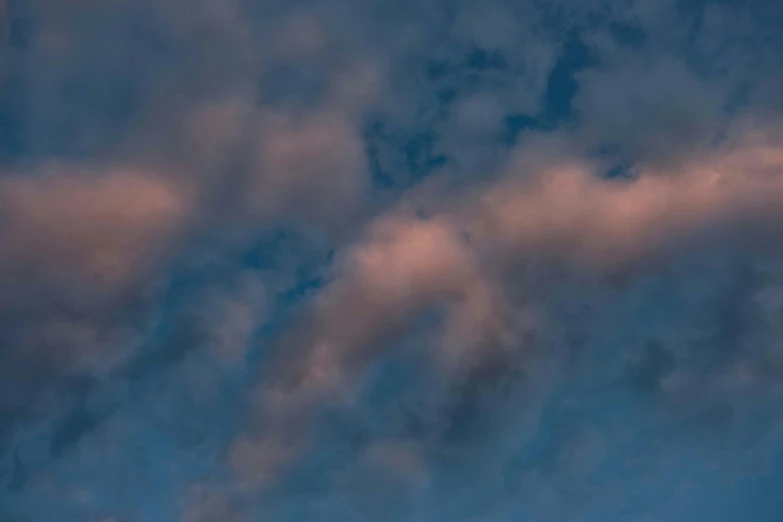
[574,57,727,167]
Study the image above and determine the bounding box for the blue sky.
[2,0,783,520]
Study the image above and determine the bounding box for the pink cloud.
[232,132,783,489]
[0,166,191,286]
[251,109,368,224]
[476,139,783,271]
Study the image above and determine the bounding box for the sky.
[1,0,783,520]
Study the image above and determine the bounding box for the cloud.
[250,108,368,224]
[0,166,190,285]
[0,164,194,435]
[228,212,497,487]
[198,272,268,367]
[228,127,783,497]
[573,57,726,166]
[475,135,783,270]
[4,0,783,520]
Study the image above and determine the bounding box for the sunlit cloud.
[2,1,783,521]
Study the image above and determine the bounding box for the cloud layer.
[2,0,783,521]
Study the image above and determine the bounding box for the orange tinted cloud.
[233,134,783,489]
[0,166,191,285]
[476,140,783,271]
